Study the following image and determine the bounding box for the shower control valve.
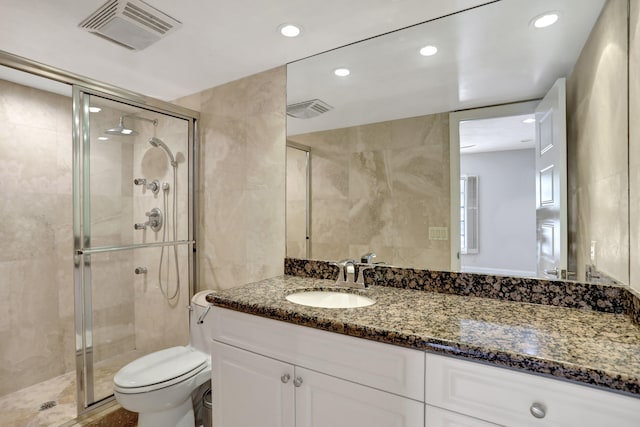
[146,207,163,232]
[146,179,160,195]
[134,208,163,232]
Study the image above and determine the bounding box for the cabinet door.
[426,405,499,427]
[295,367,423,427]
[212,341,295,427]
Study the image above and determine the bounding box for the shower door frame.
[72,86,199,413]
[0,49,199,417]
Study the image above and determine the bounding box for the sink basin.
[286,290,375,309]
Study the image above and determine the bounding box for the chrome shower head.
[149,137,177,167]
[105,116,138,136]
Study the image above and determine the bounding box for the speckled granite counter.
[208,275,640,397]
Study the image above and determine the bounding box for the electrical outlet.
[429,227,449,241]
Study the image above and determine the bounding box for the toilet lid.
[114,346,208,389]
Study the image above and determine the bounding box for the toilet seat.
[114,346,209,394]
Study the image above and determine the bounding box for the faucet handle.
[333,259,356,283]
[356,264,376,286]
[360,252,377,263]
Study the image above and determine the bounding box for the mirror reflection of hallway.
[452,101,551,278]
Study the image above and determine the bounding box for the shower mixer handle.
[134,178,160,195]
[134,208,163,232]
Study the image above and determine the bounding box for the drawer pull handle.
[281,374,290,384]
[293,377,303,387]
[530,402,546,419]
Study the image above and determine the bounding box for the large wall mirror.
[286,0,634,288]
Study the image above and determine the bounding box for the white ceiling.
[459,114,535,154]
[0,0,491,101]
[286,0,605,135]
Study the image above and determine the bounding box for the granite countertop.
[208,275,640,397]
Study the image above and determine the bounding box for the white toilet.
[113,290,214,427]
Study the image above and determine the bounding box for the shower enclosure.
[73,89,197,410]
[0,54,198,425]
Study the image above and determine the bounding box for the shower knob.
[134,178,147,186]
[146,179,160,195]
[134,267,147,274]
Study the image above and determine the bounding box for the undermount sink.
[285,290,376,309]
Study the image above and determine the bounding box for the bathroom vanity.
[208,274,640,426]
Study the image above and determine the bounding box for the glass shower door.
[73,88,196,411]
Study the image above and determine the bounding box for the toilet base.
[138,398,194,427]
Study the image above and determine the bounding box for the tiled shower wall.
[0,80,74,396]
[287,113,451,270]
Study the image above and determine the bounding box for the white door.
[212,341,295,427]
[535,78,567,279]
[295,367,423,427]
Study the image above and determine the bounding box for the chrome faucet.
[332,259,356,284]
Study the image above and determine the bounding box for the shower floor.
[0,350,143,427]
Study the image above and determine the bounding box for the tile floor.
[0,351,142,427]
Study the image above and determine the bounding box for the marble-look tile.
[287,110,450,270]
[351,121,392,153]
[246,112,286,190]
[390,113,449,150]
[567,0,629,285]
[196,66,286,291]
[629,0,640,292]
[308,150,349,201]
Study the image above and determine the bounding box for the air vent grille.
[79,0,181,50]
[123,2,174,34]
[81,0,118,30]
[287,99,334,119]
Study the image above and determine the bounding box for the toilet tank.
[190,290,215,354]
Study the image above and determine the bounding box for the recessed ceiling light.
[279,24,301,38]
[419,45,438,56]
[532,12,559,29]
[522,118,536,124]
[334,68,351,77]
[97,136,109,141]
[89,106,102,113]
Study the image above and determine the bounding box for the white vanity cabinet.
[425,353,640,427]
[211,307,640,427]
[211,307,424,427]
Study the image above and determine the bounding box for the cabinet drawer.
[212,307,424,401]
[425,353,640,427]
[426,405,499,427]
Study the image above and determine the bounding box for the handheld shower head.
[149,137,177,167]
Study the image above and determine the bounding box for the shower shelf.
[76,240,195,255]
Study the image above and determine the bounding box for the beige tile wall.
[288,113,451,270]
[286,146,308,258]
[175,66,287,291]
[630,0,640,293]
[0,80,74,396]
[566,0,629,284]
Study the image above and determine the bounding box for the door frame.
[449,100,540,271]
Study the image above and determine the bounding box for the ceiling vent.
[287,99,334,119]
[79,0,182,51]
